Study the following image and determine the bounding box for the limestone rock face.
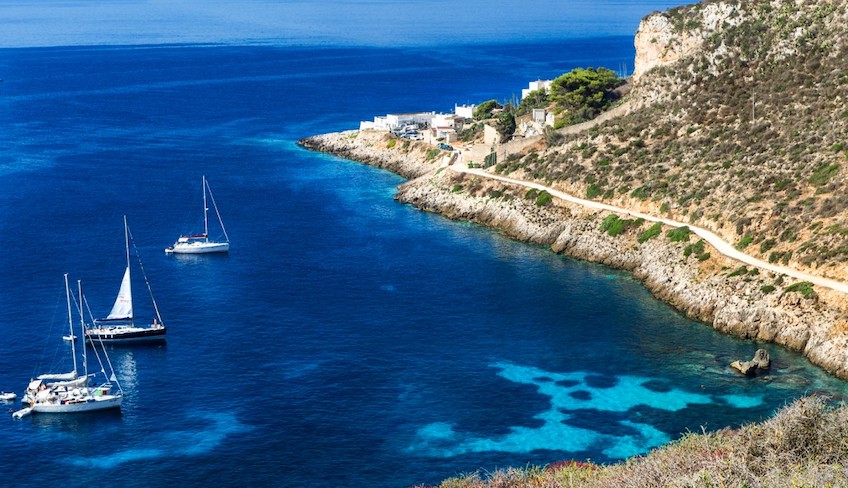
[632,2,742,83]
[299,130,441,180]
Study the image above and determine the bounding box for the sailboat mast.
[64,273,78,377]
[202,175,209,242]
[78,280,88,379]
[123,215,134,327]
[123,215,130,270]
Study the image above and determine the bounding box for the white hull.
[31,394,122,413]
[0,392,16,401]
[166,241,229,254]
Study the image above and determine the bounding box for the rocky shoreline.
[299,130,848,380]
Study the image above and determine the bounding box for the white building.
[432,113,463,129]
[521,79,553,100]
[454,104,476,119]
[360,112,436,132]
[387,112,436,130]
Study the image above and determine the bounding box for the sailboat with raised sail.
[166,175,230,254]
[13,275,123,418]
[86,216,166,343]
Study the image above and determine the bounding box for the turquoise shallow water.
[0,4,847,487]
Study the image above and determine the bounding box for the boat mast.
[202,175,209,243]
[78,280,88,379]
[64,273,78,377]
[123,215,131,271]
[123,215,134,327]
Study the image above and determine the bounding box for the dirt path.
[448,161,848,294]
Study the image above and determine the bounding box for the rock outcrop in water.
[730,348,771,375]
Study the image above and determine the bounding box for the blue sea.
[1,1,846,487]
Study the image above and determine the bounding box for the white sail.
[106,267,133,320]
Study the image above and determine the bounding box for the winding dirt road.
[448,161,848,295]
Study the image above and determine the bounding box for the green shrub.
[535,190,553,207]
[638,222,663,243]
[736,235,754,250]
[473,99,501,120]
[525,188,538,200]
[425,148,441,161]
[586,183,602,199]
[761,285,776,294]
[809,163,839,186]
[667,226,692,242]
[451,184,463,192]
[386,139,397,149]
[599,214,641,237]
[599,215,624,236]
[785,281,816,299]
[728,266,748,277]
[759,239,777,253]
[684,239,706,258]
[630,186,649,200]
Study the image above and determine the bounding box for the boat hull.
[166,241,229,254]
[32,394,122,413]
[86,325,166,343]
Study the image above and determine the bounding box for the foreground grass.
[419,396,848,488]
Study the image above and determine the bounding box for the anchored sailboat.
[166,175,230,254]
[13,275,123,418]
[86,216,166,343]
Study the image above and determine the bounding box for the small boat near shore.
[166,175,230,254]
[0,392,16,402]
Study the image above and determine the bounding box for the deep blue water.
[1,19,847,488]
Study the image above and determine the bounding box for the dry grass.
[417,396,848,488]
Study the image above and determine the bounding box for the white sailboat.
[86,216,166,343]
[165,175,230,254]
[13,275,123,418]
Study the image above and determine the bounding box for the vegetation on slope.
[497,0,848,279]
